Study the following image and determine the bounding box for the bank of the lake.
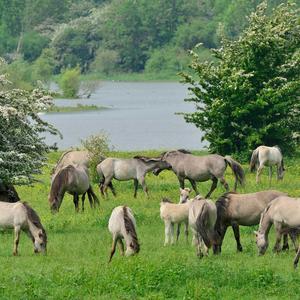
[46,104,108,114]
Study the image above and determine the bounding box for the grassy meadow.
[1,150,300,299]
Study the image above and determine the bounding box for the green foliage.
[22,31,50,62]
[81,132,112,182]
[0,58,59,185]
[90,49,120,75]
[59,67,81,98]
[180,2,300,160]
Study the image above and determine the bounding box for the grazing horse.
[189,197,219,257]
[215,190,288,253]
[255,196,299,262]
[0,201,47,255]
[49,165,99,213]
[250,146,285,184]
[154,150,245,198]
[97,156,171,198]
[108,206,140,262]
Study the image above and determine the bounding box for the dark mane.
[50,165,74,205]
[123,206,140,253]
[177,149,192,154]
[133,155,161,162]
[161,197,173,203]
[22,202,47,243]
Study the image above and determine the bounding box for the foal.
[108,206,140,262]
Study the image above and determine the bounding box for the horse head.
[179,188,191,203]
[254,230,268,255]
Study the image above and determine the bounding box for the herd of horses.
[1,145,300,267]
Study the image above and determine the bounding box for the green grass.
[1,150,300,299]
[46,104,109,114]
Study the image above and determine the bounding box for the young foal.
[0,201,47,255]
[250,145,285,184]
[108,206,140,262]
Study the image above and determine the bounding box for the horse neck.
[142,160,166,172]
[26,218,40,241]
[259,210,272,238]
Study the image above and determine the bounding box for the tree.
[0,58,60,185]
[180,2,300,160]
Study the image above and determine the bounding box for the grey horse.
[153,150,245,198]
[96,156,171,197]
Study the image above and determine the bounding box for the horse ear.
[254,231,258,236]
[185,188,191,192]
[180,188,183,192]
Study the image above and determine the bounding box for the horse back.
[0,201,27,227]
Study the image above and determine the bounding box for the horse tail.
[224,156,245,188]
[123,206,140,253]
[250,149,259,172]
[196,201,211,248]
[96,163,105,184]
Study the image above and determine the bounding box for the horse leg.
[196,233,203,258]
[184,221,189,244]
[273,222,282,253]
[269,166,272,185]
[288,229,299,252]
[256,165,264,184]
[217,224,228,253]
[81,193,86,212]
[109,236,118,263]
[87,191,94,208]
[138,176,149,197]
[176,223,181,242]
[13,226,21,256]
[232,223,243,252]
[294,246,300,269]
[73,194,79,213]
[282,233,289,251]
[178,176,185,189]
[170,223,175,245]
[108,182,116,197]
[206,177,218,198]
[188,178,199,195]
[164,221,171,246]
[103,177,113,196]
[88,186,100,207]
[118,239,125,256]
[133,179,138,198]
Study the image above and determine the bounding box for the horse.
[160,193,192,246]
[0,201,47,255]
[97,156,171,198]
[250,146,285,184]
[189,197,219,257]
[153,149,245,198]
[215,190,288,253]
[108,206,140,262]
[51,150,90,177]
[49,164,99,213]
[255,196,299,261]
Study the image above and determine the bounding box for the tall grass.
[1,150,300,299]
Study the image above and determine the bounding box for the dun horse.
[250,146,285,183]
[97,156,171,197]
[189,197,219,257]
[49,165,99,213]
[215,190,288,253]
[108,206,140,262]
[0,201,47,255]
[153,150,245,198]
[255,196,299,261]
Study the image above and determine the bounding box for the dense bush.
[59,67,81,98]
[180,2,300,160]
[90,49,120,75]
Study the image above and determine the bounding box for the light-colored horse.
[0,201,47,255]
[51,150,90,177]
[189,197,218,257]
[49,164,99,213]
[153,150,245,198]
[250,146,285,183]
[108,206,140,262]
[97,156,171,198]
[215,190,287,253]
[255,196,299,259]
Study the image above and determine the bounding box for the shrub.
[90,49,120,75]
[59,67,80,98]
[81,132,112,182]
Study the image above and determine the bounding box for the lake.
[41,81,207,151]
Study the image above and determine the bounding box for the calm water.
[41,81,207,151]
